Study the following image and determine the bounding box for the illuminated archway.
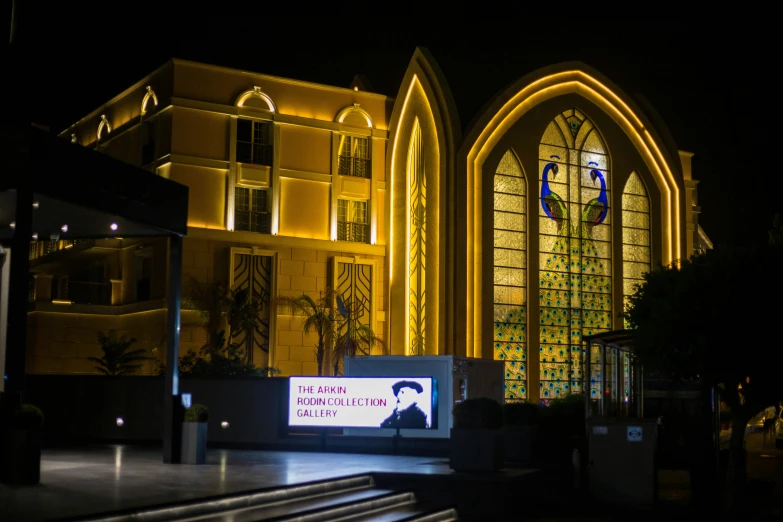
[335,103,373,128]
[463,65,682,359]
[97,114,111,141]
[141,85,158,116]
[235,86,277,113]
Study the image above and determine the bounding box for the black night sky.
[9,10,778,250]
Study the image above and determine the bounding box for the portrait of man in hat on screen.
[380,380,428,429]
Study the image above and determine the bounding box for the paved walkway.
[0,446,466,522]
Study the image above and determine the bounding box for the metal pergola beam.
[0,124,189,464]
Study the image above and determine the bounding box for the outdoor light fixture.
[354,86,359,91]
[31,233,38,240]
[32,201,39,209]
[9,222,15,229]
[116,417,124,427]
[221,421,229,429]
[61,224,68,233]
[52,300,73,305]
[110,223,118,231]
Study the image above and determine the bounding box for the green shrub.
[453,397,503,429]
[184,404,209,423]
[503,401,538,426]
[14,403,44,429]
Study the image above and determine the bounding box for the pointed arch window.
[622,171,651,319]
[493,150,527,400]
[408,118,426,356]
[538,109,611,401]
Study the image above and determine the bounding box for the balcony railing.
[29,239,81,261]
[338,156,371,179]
[337,222,370,243]
[59,281,112,305]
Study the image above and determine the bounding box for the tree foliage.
[274,290,386,376]
[156,278,280,377]
[275,289,337,376]
[88,330,151,376]
[332,294,386,376]
[625,242,783,414]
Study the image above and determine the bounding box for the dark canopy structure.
[0,124,188,462]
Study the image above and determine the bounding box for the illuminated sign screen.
[288,377,437,429]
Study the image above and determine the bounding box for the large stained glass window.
[538,109,611,400]
[622,171,651,323]
[408,118,426,356]
[493,150,527,400]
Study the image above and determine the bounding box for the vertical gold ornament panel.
[388,78,440,356]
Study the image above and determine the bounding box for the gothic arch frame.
[386,47,461,356]
[458,62,684,360]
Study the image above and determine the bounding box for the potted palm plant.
[88,330,151,375]
[274,289,337,376]
[503,401,538,464]
[332,295,385,376]
[181,404,209,464]
[2,403,45,485]
[450,397,504,472]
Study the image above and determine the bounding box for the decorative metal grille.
[231,252,273,365]
[408,118,426,356]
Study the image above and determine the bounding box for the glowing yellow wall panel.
[279,126,331,174]
[171,108,230,160]
[169,164,227,229]
[376,192,386,246]
[278,178,330,240]
[105,126,142,166]
[373,138,386,182]
[408,119,426,356]
[172,62,389,130]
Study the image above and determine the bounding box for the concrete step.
[332,506,459,522]
[272,491,417,521]
[77,475,376,522]
[190,488,400,522]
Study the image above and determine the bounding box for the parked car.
[775,409,783,449]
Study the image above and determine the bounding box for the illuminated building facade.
[25,49,708,403]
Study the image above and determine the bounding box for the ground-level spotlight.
[116,417,124,427]
[221,421,229,429]
[110,223,118,231]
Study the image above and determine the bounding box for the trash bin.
[587,419,657,505]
